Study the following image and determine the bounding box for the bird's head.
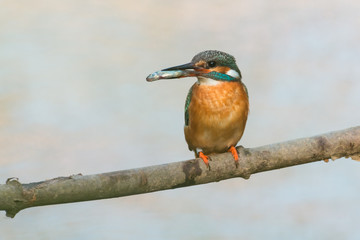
[146,50,242,84]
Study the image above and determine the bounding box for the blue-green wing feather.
[184,85,193,126]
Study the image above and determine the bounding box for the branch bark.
[1,126,359,218]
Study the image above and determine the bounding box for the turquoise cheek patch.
[205,71,237,82]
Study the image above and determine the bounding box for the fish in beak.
[146,62,203,82]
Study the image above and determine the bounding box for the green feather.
[204,71,237,82]
[184,85,193,126]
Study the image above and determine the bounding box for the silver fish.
[146,70,194,82]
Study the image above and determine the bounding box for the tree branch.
[1,126,359,218]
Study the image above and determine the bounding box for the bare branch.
[1,126,359,218]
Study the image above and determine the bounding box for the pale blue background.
[1,0,360,239]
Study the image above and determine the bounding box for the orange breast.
[184,81,249,154]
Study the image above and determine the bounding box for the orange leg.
[228,146,239,167]
[198,151,210,168]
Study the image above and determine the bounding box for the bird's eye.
[208,61,216,68]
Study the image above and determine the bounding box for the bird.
[146,50,249,168]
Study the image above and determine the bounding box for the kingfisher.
[146,50,249,168]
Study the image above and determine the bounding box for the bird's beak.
[146,62,202,82]
[161,62,198,71]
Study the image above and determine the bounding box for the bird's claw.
[228,146,239,168]
[199,152,210,169]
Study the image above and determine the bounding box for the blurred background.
[1,0,360,239]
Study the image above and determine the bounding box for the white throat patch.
[197,77,220,86]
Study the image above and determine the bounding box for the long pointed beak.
[161,62,198,71]
[146,62,200,82]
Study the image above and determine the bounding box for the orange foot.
[228,146,239,167]
[198,152,210,169]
